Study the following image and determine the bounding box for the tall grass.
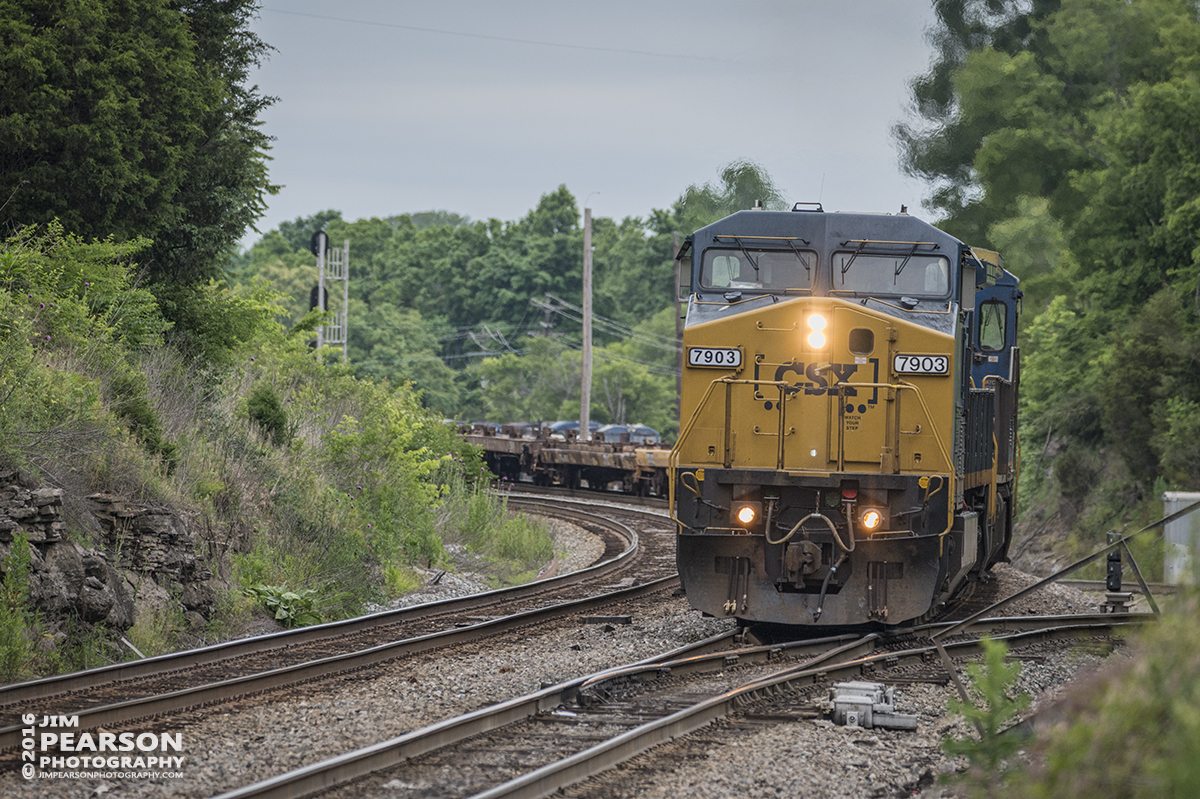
[436,470,553,586]
[0,530,35,682]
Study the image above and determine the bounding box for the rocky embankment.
[0,469,215,645]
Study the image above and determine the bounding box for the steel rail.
[0,502,666,751]
[214,613,1147,799]
[210,632,880,799]
[503,482,670,511]
[470,616,1148,799]
[0,498,638,708]
[0,572,680,753]
[1059,579,1178,595]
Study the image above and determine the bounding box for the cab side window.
[978,300,1006,351]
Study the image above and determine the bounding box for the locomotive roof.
[693,208,965,254]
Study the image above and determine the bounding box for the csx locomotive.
[670,204,1020,627]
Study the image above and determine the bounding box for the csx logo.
[754,358,881,407]
[774,362,860,396]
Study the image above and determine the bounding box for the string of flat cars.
[456,420,672,495]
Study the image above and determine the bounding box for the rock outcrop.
[0,470,215,637]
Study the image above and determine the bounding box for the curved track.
[0,497,673,752]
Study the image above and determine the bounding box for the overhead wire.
[261,8,725,62]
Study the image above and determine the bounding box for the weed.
[436,472,553,586]
[53,619,122,672]
[942,637,1030,797]
[244,583,324,628]
[0,530,35,682]
[1020,593,1200,797]
[245,383,289,445]
[126,604,185,658]
[383,564,423,597]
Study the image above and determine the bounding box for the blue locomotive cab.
[971,266,1022,390]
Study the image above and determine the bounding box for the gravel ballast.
[3,518,1121,799]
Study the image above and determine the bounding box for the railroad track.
[504,481,669,510]
[4,489,1151,797]
[0,497,676,752]
[212,612,1149,799]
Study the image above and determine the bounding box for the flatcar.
[462,423,671,495]
[670,204,1020,627]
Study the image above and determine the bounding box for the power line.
[552,335,681,378]
[538,295,679,353]
[261,8,724,62]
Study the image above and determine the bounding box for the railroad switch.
[826,681,918,730]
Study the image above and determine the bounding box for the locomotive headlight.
[806,314,827,349]
[732,501,761,528]
[860,508,885,531]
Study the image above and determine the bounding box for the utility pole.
[673,231,682,417]
[315,231,327,352]
[580,207,593,442]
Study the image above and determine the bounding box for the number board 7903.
[687,347,741,368]
[893,354,949,375]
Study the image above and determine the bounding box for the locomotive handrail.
[825,378,957,541]
[668,376,792,531]
[897,379,956,541]
[669,373,957,544]
[668,377,724,531]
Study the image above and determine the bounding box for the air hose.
[768,510,855,553]
[813,553,848,622]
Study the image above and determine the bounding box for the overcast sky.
[244,1,940,245]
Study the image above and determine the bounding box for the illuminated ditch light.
[860,509,884,531]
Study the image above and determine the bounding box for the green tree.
[899,0,1200,510]
[669,159,788,234]
[943,637,1030,797]
[234,230,315,326]
[475,337,580,423]
[277,210,344,254]
[0,0,276,287]
[349,301,458,414]
[894,0,1062,241]
[592,215,678,328]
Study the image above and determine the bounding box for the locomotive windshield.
[701,247,815,292]
[831,251,950,298]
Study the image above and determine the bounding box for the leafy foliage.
[243,583,323,628]
[943,637,1030,796]
[898,0,1200,558]
[234,180,696,423]
[245,383,289,445]
[0,0,277,287]
[670,158,789,234]
[1019,595,1200,797]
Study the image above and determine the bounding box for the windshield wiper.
[892,242,921,279]
[838,239,940,284]
[840,241,867,281]
[783,239,812,280]
[730,237,760,278]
